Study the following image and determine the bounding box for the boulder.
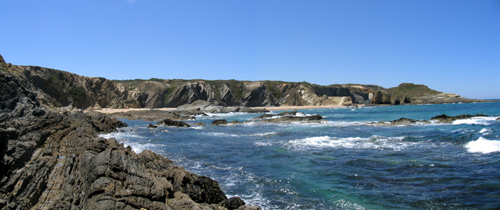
[157,118,191,127]
[211,119,228,126]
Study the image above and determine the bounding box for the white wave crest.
[452,117,499,125]
[465,137,500,154]
[479,128,492,135]
[206,132,277,138]
[99,132,145,140]
[287,135,412,151]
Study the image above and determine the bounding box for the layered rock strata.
[1,54,488,111]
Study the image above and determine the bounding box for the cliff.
[0,55,256,210]
[371,83,485,105]
[2,54,486,110]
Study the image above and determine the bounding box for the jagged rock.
[148,123,158,128]
[164,81,215,107]
[211,119,228,126]
[220,197,245,210]
[157,119,191,127]
[0,58,257,209]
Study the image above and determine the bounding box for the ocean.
[100,102,500,209]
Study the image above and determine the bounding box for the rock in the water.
[252,111,325,123]
[220,197,246,210]
[211,119,228,126]
[229,120,244,125]
[191,122,206,126]
[157,118,191,127]
[430,114,488,123]
[148,123,158,128]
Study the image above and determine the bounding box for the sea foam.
[465,137,500,154]
[452,117,498,125]
[287,135,413,151]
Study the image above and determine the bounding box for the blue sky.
[1,0,499,99]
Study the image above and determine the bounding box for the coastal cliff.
[2,54,486,111]
[0,55,256,209]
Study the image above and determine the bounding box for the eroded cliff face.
[0,56,255,210]
[2,55,485,110]
[7,64,133,110]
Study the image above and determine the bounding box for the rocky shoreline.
[1,57,257,209]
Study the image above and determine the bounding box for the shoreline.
[92,104,396,114]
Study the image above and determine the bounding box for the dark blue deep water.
[101,102,500,209]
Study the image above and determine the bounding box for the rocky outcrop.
[251,111,325,124]
[367,114,492,126]
[211,119,228,126]
[371,83,488,105]
[128,81,169,108]
[371,91,410,105]
[157,119,191,127]
[239,82,279,107]
[164,81,216,107]
[0,55,255,210]
[430,114,489,124]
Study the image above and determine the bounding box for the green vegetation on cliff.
[387,83,440,97]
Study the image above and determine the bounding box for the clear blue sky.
[1,0,499,99]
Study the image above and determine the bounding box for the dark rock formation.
[157,119,191,127]
[252,112,325,123]
[229,121,244,125]
[0,56,255,210]
[430,114,489,124]
[148,123,158,128]
[220,197,246,210]
[367,114,493,126]
[211,119,228,126]
[368,118,427,126]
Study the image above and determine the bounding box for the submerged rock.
[157,118,191,127]
[211,119,228,126]
[191,122,206,126]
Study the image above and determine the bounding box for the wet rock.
[191,122,206,126]
[220,197,245,210]
[252,112,325,123]
[211,119,228,126]
[430,114,488,123]
[229,120,244,125]
[156,118,191,127]
[147,123,158,128]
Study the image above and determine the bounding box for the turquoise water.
[101,103,500,209]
